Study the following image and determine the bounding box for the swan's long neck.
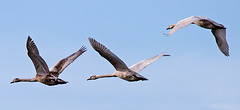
[96,74,117,79]
[11,78,37,83]
[18,78,37,82]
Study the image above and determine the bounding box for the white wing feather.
[168,16,201,36]
[129,51,169,73]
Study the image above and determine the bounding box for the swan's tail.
[57,79,68,84]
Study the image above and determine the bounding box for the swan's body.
[166,16,229,56]
[87,38,169,82]
[11,36,86,86]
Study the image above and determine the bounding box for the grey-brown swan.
[166,16,229,56]
[11,36,86,86]
[87,38,169,82]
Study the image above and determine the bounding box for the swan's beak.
[10,81,14,84]
[87,78,90,80]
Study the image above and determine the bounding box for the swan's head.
[87,75,97,80]
[10,78,20,84]
[166,24,175,30]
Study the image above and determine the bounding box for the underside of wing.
[26,36,50,76]
[49,46,87,77]
[129,50,169,73]
[88,38,128,71]
[211,29,229,56]
[168,16,201,36]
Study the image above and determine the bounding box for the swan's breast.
[115,70,139,81]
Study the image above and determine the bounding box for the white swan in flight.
[11,36,86,86]
[87,37,170,82]
[166,16,229,56]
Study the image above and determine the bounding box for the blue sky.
[0,0,239,110]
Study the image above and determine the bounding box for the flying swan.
[87,38,170,82]
[166,16,229,56]
[11,36,86,86]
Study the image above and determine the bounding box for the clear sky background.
[0,0,239,110]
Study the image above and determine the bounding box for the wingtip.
[160,49,171,56]
[221,49,229,57]
[88,37,94,42]
[88,37,96,45]
[26,36,33,48]
[27,36,32,41]
[225,54,230,57]
[164,54,171,56]
[80,45,87,52]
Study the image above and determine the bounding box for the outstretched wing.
[168,16,201,36]
[211,29,229,56]
[129,51,170,73]
[26,36,50,76]
[88,38,128,71]
[49,46,87,77]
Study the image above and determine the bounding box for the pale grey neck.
[96,74,117,79]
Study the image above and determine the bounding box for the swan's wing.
[196,16,226,28]
[49,46,87,77]
[88,38,128,71]
[168,16,201,36]
[211,29,229,56]
[26,36,50,76]
[129,51,170,73]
